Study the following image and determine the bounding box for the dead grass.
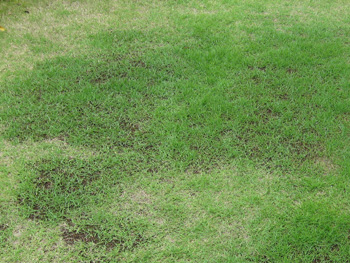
[315,157,336,174]
[0,0,172,81]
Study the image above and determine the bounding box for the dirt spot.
[130,59,147,68]
[249,146,262,158]
[89,57,151,84]
[331,244,339,251]
[0,224,8,231]
[119,118,140,134]
[185,160,220,175]
[73,58,129,85]
[33,158,100,191]
[248,66,266,72]
[257,255,270,263]
[312,255,332,263]
[61,219,145,251]
[277,93,289,100]
[287,68,297,74]
[103,53,125,63]
[251,75,260,84]
[147,167,158,174]
[90,71,128,84]
[254,107,280,124]
[17,157,104,220]
[61,225,100,245]
[290,140,319,157]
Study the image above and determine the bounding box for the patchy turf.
[60,214,146,252]
[1,0,350,262]
[17,156,109,220]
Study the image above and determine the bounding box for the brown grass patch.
[61,219,146,251]
[315,157,336,174]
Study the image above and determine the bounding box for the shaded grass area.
[1,0,350,262]
[3,26,348,171]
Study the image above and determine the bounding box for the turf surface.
[1,0,350,262]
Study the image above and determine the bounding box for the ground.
[0,0,350,262]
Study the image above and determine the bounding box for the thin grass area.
[1,0,350,262]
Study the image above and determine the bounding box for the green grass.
[1,0,350,261]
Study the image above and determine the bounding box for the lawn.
[1,0,350,262]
